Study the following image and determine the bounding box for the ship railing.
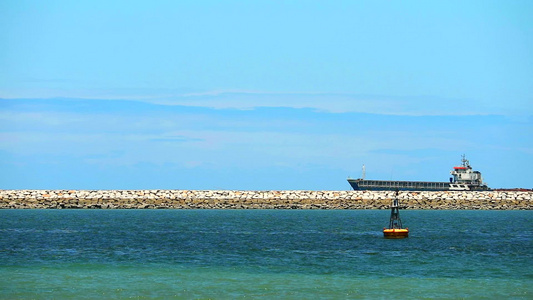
[360,180,450,189]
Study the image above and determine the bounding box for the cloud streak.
[3,88,529,117]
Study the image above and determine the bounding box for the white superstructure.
[449,155,488,191]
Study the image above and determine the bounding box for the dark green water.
[1,210,531,299]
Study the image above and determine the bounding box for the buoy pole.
[388,189,403,229]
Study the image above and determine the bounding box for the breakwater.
[1,190,531,209]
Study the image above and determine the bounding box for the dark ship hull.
[347,178,490,191]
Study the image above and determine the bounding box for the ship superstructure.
[448,155,487,191]
[347,155,489,191]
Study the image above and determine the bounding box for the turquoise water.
[1,210,531,299]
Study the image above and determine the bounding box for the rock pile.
[0,190,531,209]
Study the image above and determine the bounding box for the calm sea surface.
[1,209,531,299]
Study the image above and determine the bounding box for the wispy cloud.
[3,88,527,117]
[153,90,532,117]
[149,135,204,143]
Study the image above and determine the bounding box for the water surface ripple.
[1,210,531,298]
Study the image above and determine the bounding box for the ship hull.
[348,179,489,191]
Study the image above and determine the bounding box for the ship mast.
[461,154,470,168]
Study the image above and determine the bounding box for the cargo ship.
[347,155,490,191]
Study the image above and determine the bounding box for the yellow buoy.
[383,190,409,239]
[383,228,409,239]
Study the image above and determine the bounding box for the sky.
[0,0,532,190]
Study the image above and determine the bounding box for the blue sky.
[0,0,531,190]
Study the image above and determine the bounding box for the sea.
[1,209,531,299]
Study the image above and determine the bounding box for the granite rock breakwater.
[1,190,531,209]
